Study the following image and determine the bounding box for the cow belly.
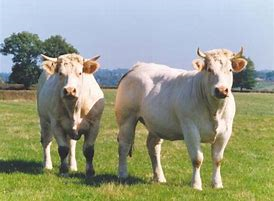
[140,115,183,141]
[200,131,218,143]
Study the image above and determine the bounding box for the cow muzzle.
[63,87,77,99]
[214,87,229,99]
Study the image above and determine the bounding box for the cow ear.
[192,59,205,71]
[41,54,57,74]
[232,58,247,72]
[42,61,57,74]
[83,60,100,74]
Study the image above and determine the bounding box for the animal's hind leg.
[146,133,166,183]
[40,122,53,170]
[117,116,138,179]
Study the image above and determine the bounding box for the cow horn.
[41,54,57,62]
[91,55,100,61]
[197,48,206,58]
[84,55,101,62]
[234,47,244,58]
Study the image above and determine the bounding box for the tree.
[0,32,79,89]
[9,63,41,88]
[265,71,274,81]
[43,35,78,58]
[233,57,256,91]
[0,31,43,88]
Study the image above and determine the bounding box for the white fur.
[37,54,104,175]
[115,49,245,190]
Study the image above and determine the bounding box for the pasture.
[0,89,273,201]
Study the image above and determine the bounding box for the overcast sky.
[0,0,273,72]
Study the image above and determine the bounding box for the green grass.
[0,90,274,200]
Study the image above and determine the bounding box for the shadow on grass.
[71,172,146,187]
[0,159,42,174]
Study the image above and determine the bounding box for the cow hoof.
[44,164,53,170]
[70,163,78,172]
[118,171,128,180]
[70,167,78,172]
[86,169,95,178]
[60,173,69,178]
[118,177,128,184]
[192,184,203,191]
[153,177,167,183]
[212,183,223,189]
[59,164,69,175]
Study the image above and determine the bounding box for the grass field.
[0,89,274,201]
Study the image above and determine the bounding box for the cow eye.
[207,68,212,73]
[229,69,233,72]
[79,72,82,76]
[59,72,63,76]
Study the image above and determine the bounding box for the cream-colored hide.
[115,48,247,190]
[37,53,104,177]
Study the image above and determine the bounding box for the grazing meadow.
[0,89,273,200]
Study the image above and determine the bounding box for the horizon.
[1,0,273,73]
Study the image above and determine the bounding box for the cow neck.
[62,75,84,130]
[207,96,228,118]
[197,73,228,119]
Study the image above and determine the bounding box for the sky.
[0,0,273,72]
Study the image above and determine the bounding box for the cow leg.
[146,133,166,183]
[83,123,100,178]
[69,139,77,171]
[40,124,53,170]
[117,116,137,180]
[211,132,231,189]
[182,124,203,190]
[53,127,70,176]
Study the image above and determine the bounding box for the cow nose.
[214,87,229,99]
[63,87,77,97]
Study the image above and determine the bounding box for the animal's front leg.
[211,130,231,189]
[69,139,77,171]
[40,123,53,170]
[182,123,204,190]
[83,123,99,178]
[53,125,69,176]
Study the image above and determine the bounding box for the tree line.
[0,32,78,88]
[1,31,257,89]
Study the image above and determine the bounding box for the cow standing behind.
[37,53,104,177]
[115,48,247,190]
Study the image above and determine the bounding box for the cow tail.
[128,144,134,157]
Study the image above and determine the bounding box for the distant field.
[0,90,273,201]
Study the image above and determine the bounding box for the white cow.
[115,48,247,190]
[37,53,104,177]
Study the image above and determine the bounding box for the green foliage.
[265,71,274,81]
[95,69,128,87]
[0,32,79,89]
[43,35,78,58]
[9,63,41,88]
[233,57,256,90]
[0,90,274,201]
[0,32,43,88]
[0,32,43,64]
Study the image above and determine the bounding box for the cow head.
[192,48,247,99]
[41,54,100,100]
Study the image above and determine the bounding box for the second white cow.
[115,48,247,190]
